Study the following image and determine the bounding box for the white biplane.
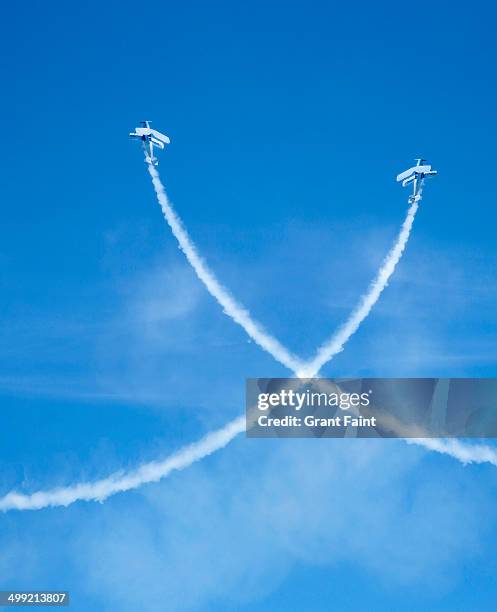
[396,158,437,203]
[130,121,170,165]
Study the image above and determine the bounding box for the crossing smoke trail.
[296,199,419,377]
[1,174,494,512]
[149,162,417,377]
[147,164,303,374]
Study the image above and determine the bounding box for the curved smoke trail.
[0,417,246,511]
[147,164,303,373]
[297,200,419,377]
[149,164,418,377]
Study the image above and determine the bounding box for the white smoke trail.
[147,164,303,373]
[408,438,497,467]
[0,417,246,511]
[297,200,419,378]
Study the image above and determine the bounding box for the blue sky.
[1,0,497,609]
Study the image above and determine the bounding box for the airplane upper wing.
[150,129,170,144]
[396,164,433,182]
[134,127,150,137]
[396,167,416,182]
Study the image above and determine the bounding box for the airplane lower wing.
[150,129,170,144]
[150,137,165,149]
[402,176,416,187]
